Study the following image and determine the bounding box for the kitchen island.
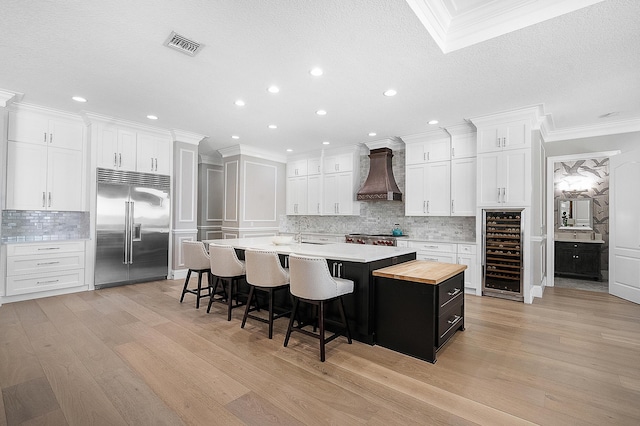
[373,260,466,363]
[203,237,416,344]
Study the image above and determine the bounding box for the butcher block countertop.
[372,260,466,285]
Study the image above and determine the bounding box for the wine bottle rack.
[483,210,524,301]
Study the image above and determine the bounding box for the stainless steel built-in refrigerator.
[95,168,170,288]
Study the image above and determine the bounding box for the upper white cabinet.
[91,117,171,175]
[286,176,308,215]
[307,174,322,215]
[451,157,476,216]
[405,132,451,165]
[405,161,451,216]
[8,108,84,151]
[307,158,322,176]
[477,149,530,206]
[6,106,85,211]
[136,132,171,175]
[451,132,477,159]
[477,120,529,153]
[323,153,354,174]
[287,159,308,177]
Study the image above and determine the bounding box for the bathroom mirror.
[558,198,593,230]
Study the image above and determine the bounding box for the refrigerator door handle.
[129,202,135,264]
[123,202,130,264]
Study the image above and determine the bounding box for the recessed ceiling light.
[71,96,87,103]
[286,149,293,152]
[316,110,327,116]
[309,67,323,77]
[383,89,397,97]
[267,85,280,94]
[147,115,158,120]
[234,99,245,106]
[231,135,240,139]
[322,141,330,145]
[268,124,278,129]
[428,120,439,125]
[368,132,377,137]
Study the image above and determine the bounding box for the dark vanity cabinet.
[554,241,602,281]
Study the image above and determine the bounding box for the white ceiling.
[1,0,639,158]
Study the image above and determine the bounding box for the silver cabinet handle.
[154,158,158,171]
[42,192,46,207]
[37,247,60,250]
[37,261,60,266]
[43,132,47,143]
[447,315,462,325]
[37,279,59,285]
[451,147,455,158]
[426,200,430,214]
[48,192,52,207]
[423,200,426,214]
[451,199,454,214]
[151,158,154,171]
[119,153,122,167]
[501,187,506,203]
[114,153,117,167]
[496,137,501,147]
[332,262,337,276]
[502,137,506,147]
[50,133,53,143]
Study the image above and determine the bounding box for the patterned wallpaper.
[553,157,609,270]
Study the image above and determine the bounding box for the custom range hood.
[357,147,402,201]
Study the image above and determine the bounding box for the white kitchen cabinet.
[286,176,308,215]
[405,137,451,165]
[457,244,478,292]
[136,132,171,175]
[96,125,137,171]
[5,241,86,297]
[322,172,358,215]
[409,241,457,263]
[287,159,308,177]
[477,148,530,207]
[451,132,477,159]
[405,162,450,216]
[307,174,322,215]
[6,141,83,211]
[323,153,353,174]
[307,158,322,175]
[477,120,529,153]
[451,157,476,216]
[8,108,84,151]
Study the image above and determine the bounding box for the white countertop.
[203,237,417,263]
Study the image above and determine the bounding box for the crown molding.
[363,137,405,151]
[171,129,207,145]
[0,89,20,107]
[400,128,449,144]
[83,111,174,135]
[541,115,640,143]
[218,144,287,163]
[443,121,476,135]
[406,0,605,53]
[469,104,546,129]
[199,153,223,166]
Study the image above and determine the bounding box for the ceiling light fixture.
[322,141,330,145]
[231,135,240,139]
[316,110,327,116]
[368,132,377,137]
[267,85,280,94]
[428,120,439,125]
[286,149,293,152]
[147,115,158,120]
[234,99,245,106]
[310,67,323,76]
[383,89,397,97]
[72,96,87,103]
[268,124,278,129]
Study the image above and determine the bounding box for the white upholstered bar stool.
[242,249,292,339]
[180,241,212,309]
[284,254,354,362]
[207,244,247,321]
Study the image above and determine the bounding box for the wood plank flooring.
[1,280,639,425]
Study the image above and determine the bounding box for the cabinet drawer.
[457,244,476,255]
[416,252,456,264]
[7,252,85,276]
[438,274,464,308]
[6,269,85,296]
[408,241,455,253]
[438,300,464,347]
[7,241,85,256]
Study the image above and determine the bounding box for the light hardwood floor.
[1,280,639,425]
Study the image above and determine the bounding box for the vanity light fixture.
[309,67,323,76]
[72,96,87,103]
[383,89,397,97]
[316,109,327,116]
[268,124,278,129]
[234,99,245,106]
[267,85,280,94]
[147,115,158,120]
[428,120,439,125]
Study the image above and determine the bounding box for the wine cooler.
[482,209,524,302]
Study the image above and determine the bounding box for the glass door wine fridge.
[482,209,524,301]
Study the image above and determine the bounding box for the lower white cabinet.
[409,241,457,263]
[5,241,86,297]
[456,244,478,292]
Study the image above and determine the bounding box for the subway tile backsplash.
[1,210,90,243]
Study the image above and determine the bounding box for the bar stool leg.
[284,298,299,347]
[338,297,352,344]
[241,285,256,329]
[319,301,326,362]
[195,271,203,309]
[268,288,274,339]
[180,270,192,303]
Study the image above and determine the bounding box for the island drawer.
[438,273,464,308]
[438,299,464,347]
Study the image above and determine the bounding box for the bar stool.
[284,254,354,362]
[207,244,246,321]
[242,249,291,339]
[180,241,212,308]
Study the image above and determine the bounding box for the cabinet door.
[286,176,307,215]
[96,126,119,169]
[324,154,352,173]
[477,152,501,206]
[136,133,157,173]
[287,159,308,177]
[451,158,476,216]
[502,149,530,206]
[47,147,83,211]
[477,126,502,153]
[425,138,451,163]
[307,158,321,176]
[117,129,137,171]
[451,133,476,159]
[405,143,427,165]
[322,174,339,214]
[425,161,450,216]
[405,164,427,215]
[6,142,48,210]
[8,110,49,145]
[48,118,84,151]
[154,137,171,175]
[336,172,354,215]
[307,174,322,215]
[554,243,575,274]
[502,121,529,150]
[457,253,476,290]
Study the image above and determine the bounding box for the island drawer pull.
[447,288,461,297]
[447,315,461,325]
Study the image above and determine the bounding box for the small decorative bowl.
[272,235,294,245]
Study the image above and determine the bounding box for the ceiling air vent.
[164,31,202,56]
